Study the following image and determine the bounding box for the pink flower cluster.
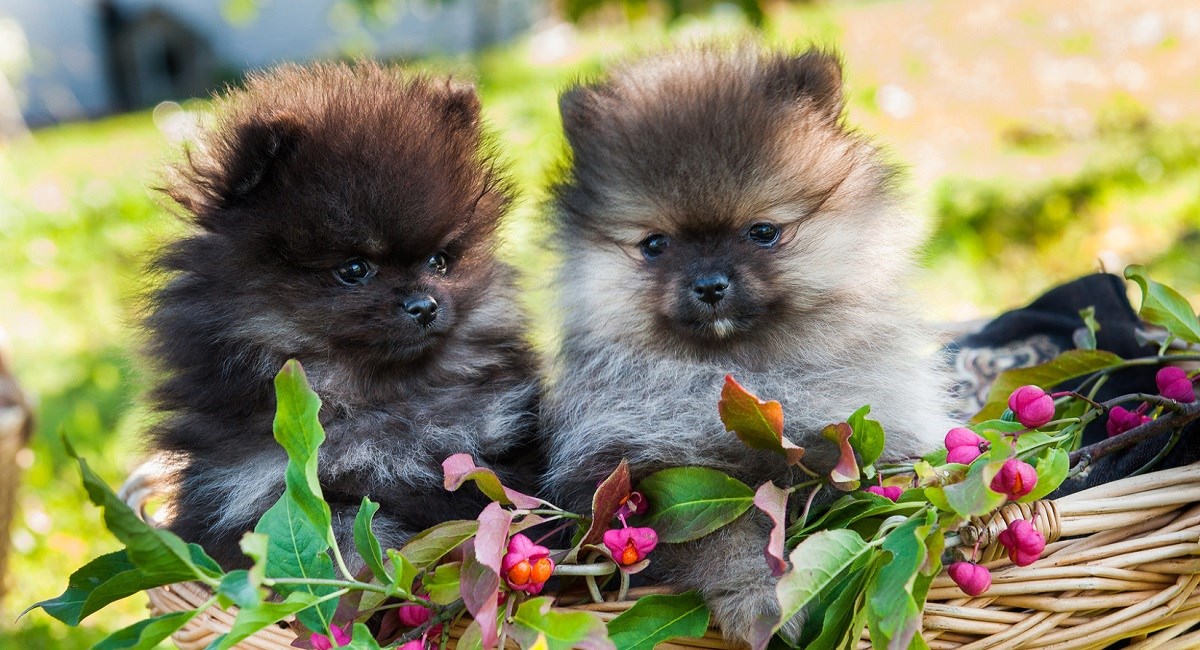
[940,422,1037,501]
[602,490,658,569]
[503,534,555,595]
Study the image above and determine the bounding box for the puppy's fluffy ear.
[558,84,607,152]
[169,111,300,223]
[436,80,482,129]
[763,49,845,120]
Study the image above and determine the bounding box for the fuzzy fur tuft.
[542,43,955,642]
[146,61,540,569]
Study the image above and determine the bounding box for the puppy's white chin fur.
[710,318,738,338]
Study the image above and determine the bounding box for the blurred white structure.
[1,0,544,126]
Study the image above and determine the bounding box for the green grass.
[2,1,1198,647]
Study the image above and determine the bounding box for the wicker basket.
[0,336,32,605]
[124,463,1200,650]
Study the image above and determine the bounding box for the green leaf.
[457,620,484,650]
[972,419,1026,438]
[342,623,385,649]
[250,360,342,633]
[605,591,710,650]
[253,491,337,633]
[865,512,934,649]
[1074,306,1100,350]
[27,547,202,626]
[1018,447,1069,502]
[973,349,1124,421]
[848,405,886,467]
[400,519,480,569]
[209,591,324,650]
[508,596,613,650]
[772,530,871,643]
[942,457,1007,518]
[93,609,200,650]
[353,497,392,585]
[635,468,754,543]
[1126,265,1200,344]
[217,570,260,610]
[239,532,269,589]
[69,440,221,584]
[804,562,877,650]
[423,562,462,605]
[792,493,913,539]
[718,375,804,465]
[387,549,418,596]
[272,360,335,546]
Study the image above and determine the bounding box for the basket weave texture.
[126,463,1200,650]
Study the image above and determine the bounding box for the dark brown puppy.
[542,44,953,642]
[147,62,540,569]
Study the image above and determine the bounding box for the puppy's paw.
[707,582,801,647]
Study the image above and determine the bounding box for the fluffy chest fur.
[542,312,955,506]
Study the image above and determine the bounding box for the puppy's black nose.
[692,275,729,305]
[403,296,438,326]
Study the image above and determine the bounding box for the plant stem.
[330,541,357,583]
[1069,400,1200,467]
[518,509,587,520]
[797,485,823,531]
[533,519,574,546]
[265,577,394,595]
[795,461,820,479]
[1132,427,1185,477]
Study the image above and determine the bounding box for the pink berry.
[947,562,992,596]
[997,519,1046,567]
[1008,385,1056,429]
[866,485,903,502]
[947,445,983,465]
[990,458,1038,500]
[1105,406,1151,438]
[1157,367,1196,403]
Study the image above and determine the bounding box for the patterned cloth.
[943,273,1199,493]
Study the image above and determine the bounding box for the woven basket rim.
[125,462,1200,650]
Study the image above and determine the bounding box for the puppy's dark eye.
[334,258,375,285]
[747,223,780,247]
[639,234,669,259]
[427,251,450,275]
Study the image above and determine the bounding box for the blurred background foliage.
[1,0,1198,646]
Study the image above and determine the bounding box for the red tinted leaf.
[754,482,789,577]
[460,543,502,649]
[580,460,631,547]
[442,453,541,509]
[719,376,804,465]
[821,423,860,491]
[460,503,512,649]
[475,502,512,575]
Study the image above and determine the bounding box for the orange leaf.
[718,375,804,465]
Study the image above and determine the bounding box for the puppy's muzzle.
[403,295,438,327]
[691,274,729,305]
